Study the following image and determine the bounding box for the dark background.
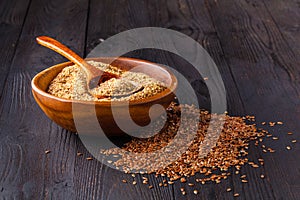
[0,0,299,199]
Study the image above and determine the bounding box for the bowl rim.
[31,57,178,106]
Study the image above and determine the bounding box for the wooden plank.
[205,0,300,199]
[84,0,248,200]
[0,0,88,199]
[0,0,31,97]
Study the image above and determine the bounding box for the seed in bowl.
[47,61,167,101]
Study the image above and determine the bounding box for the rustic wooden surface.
[0,0,299,199]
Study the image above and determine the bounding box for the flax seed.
[45,150,51,154]
[180,177,187,183]
[234,193,240,197]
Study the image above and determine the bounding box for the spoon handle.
[36,36,87,67]
[36,36,116,82]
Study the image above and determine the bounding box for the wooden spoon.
[36,36,143,98]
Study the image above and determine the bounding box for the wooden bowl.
[31,57,177,136]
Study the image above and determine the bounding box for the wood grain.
[205,0,300,199]
[0,0,88,199]
[0,0,31,97]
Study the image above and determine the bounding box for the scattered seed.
[86,157,93,160]
[277,121,283,125]
[287,132,293,135]
[260,174,265,179]
[98,103,291,189]
[148,185,153,189]
[227,188,232,192]
[122,179,127,183]
[77,152,83,156]
[132,181,137,185]
[261,122,266,125]
[180,188,185,192]
[234,193,240,197]
[292,140,297,143]
[286,146,291,150]
[194,190,199,195]
[107,160,113,164]
[45,150,51,154]
[204,77,209,80]
[272,137,278,140]
[180,177,187,183]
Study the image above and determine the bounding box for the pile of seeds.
[100,102,271,189]
[47,60,166,101]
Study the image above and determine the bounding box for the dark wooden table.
[1,0,299,199]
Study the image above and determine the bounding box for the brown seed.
[132,181,137,185]
[159,183,163,187]
[241,179,248,183]
[168,181,174,185]
[260,174,265,179]
[240,175,246,179]
[227,188,232,192]
[86,157,93,160]
[77,152,83,156]
[203,77,209,80]
[277,121,283,125]
[122,179,127,183]
[148,185,153,189]
[188,183,194,187]
[45,150,51,154]
[180,188,185,192]
[272,137,278,140]
[292,140,297,143]
[194,190,199,195]
[286,146,291,150]
[180,177,187,183]
[234,193,240,197]
[261,122,266,125]
[287,132,293,135]
[182,191,186,195]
